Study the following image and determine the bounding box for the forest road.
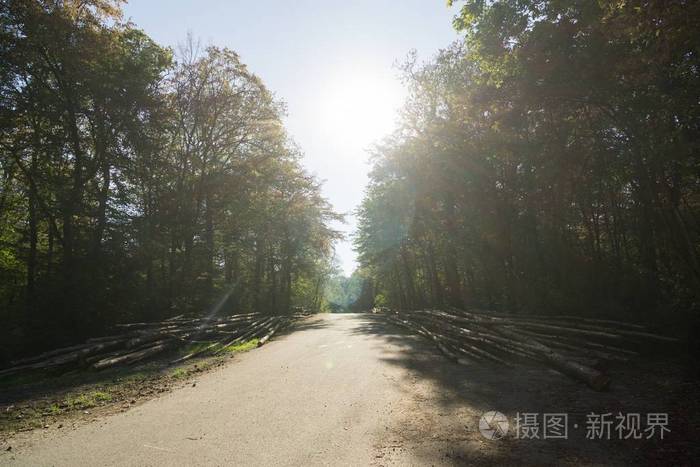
[1,313,639,466]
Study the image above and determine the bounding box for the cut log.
[378,307,658,391]
[488,327,610,390]
[213,316,276,354]
[92,341,173,370]
[258,318,287,347]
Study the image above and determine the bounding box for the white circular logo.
[479,411,509,440]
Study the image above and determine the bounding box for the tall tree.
[357,0,700,322]
[0,1,340,362]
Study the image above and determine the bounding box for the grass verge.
[0,339,260,438]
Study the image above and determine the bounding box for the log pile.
[380,307,678,390]
[0,313,297,378]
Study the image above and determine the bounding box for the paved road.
[0,313,647,466]
[2,314,463,466]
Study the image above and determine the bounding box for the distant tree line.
[324,267,374,312]
[356,0,700,323]
[0,1,340,360]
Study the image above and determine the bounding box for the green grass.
[65,394,94,409]
[171,368,188,379]
[178,338,260,357]
[92,391,112,402]
[64,390,112,409]
[222,338,259,353]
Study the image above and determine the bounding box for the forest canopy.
[0,0,341,361]
[355,0,700,323]
[2,0,699,363]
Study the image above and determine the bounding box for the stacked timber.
[379,308,678,391]
[0,313,296,378]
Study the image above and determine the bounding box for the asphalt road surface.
[1,313,656,466]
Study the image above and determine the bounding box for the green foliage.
[65,391,112,409]
[324,269,374,312]
[171,368,188,379]
[0,1,340,361]
[357,0,700,319]
[373,293,387,308]
[222,338,259,353]
[92,391,112,402]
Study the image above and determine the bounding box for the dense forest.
[2,0,699,363]
[0,1,340,361]
[356,0,700,325]
[1,3,698,463]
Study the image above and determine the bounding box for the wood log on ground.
[380,306,681,390]
[398,312,526,361]
[494,326,610,390]
[386,311,610,390]
[1,313,294,377]
[258,318,288,347]
[170,321,259,364]
[213,316,276,355]
[0,339,128,377]
[451,307,677,344]
[405,311,542,360]
[92,341,174,370]
[449,307,648,330]
[9,342,93,367]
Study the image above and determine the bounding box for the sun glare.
[317,68,405,148]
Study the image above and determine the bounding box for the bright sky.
[123,1,460,275]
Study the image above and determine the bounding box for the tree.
[0,1,340,362]
[357,0,700,323]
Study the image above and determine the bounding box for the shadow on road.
[278,315,331,337]
[345,312,699,466]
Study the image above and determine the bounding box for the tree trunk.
[204,189,215,293]
[26,158,38,315]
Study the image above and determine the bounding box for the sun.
[317,67,405,148]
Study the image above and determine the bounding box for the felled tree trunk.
[379,307,677,391]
